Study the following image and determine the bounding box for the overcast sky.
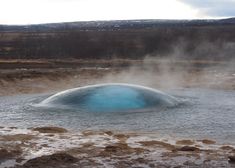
[0,0,234,25]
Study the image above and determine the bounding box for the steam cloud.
[97,39,235,90]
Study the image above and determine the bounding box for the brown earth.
[0,59,234,96]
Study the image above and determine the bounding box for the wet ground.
[0,127,235,168]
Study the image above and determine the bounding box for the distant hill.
[0,18,235,32]
[0,18,235,60]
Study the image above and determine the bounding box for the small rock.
[82,130,96,136]
[22,153,78,167]
[9,127,18,129]
[101,143,146,156]
[176,140,194,145]
[103,131,113,136]
[139,140,175,150]
[200,139,216,144]
[0,148,22,160]
[16,157,25,163]
[0,149,12,159]
[228,156,235,163]
[113,134,130,142]
[32,126,68,133]
[220,145,234,150]
[134,157,147,164]
[183,160,198,166]
[104,144,125,153]
[178,146,200,152]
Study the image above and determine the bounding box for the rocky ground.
[0,126,235,168]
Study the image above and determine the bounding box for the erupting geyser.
[39,83,179,112]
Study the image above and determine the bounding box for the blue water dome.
[40,83,179,112]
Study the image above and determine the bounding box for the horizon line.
[1,17,233,26]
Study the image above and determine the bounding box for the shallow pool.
[0,86,235,144]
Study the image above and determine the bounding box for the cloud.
[0,0,198,24]
[179,0,235,17]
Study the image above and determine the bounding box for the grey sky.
[179,0,235,17]
[0,0,234,24]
